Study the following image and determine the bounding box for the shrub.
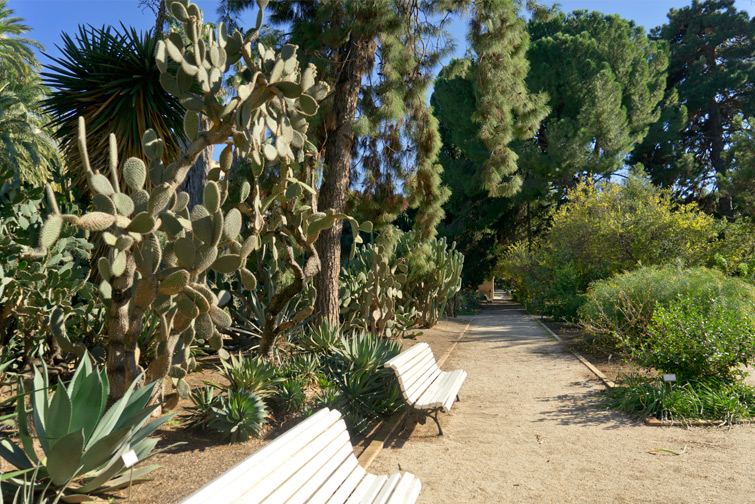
[633,298,755,381]
[499,173,717,319]
[579,265,755,352]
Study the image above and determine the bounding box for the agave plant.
[218,353,282,397]
[0,357,174,496]
[209,389,268,443]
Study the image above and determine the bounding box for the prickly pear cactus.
[397,233,464,328]
[340,243,405,339]
[33,0,342,400]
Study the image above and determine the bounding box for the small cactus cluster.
[33,0,343,399]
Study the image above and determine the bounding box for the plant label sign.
[122,449,139,468]
[663,373,677,382]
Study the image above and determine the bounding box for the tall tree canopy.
[432,0,550,284]
[434,7,668,283]
[633,0,755,217]
[0,0,59,185]
[219,0,464,323]
[523,9,667,195]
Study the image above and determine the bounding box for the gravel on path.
[369,299,755,504]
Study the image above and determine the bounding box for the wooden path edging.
[357,318,474,469]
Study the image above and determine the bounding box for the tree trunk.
[709,96,732,218]
[314,34,377,325]
[180,114,214,209]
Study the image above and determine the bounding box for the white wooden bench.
[384,342,467,436]
[180,407,421,504]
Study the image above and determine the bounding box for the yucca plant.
[0,357,174,497]
[42,24,187,194]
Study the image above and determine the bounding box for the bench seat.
[384,343,467,435]
[180,408,421,504]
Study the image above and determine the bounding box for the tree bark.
[314,34,377,325]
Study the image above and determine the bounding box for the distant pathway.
[369,298,755,504]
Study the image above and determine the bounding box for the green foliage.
[631,297,755,381]
[525,9,667,187]
[0,358,173,496]
[0,1,60,185]
[637,0,755,215]
[468,0,549,197]
[209,390,268,443]
[579,265,755,353]
[218,353,281,398]
[606,375,755,424]
[0,168,101,369]
[314,328,403,433]
[500,174,717,319]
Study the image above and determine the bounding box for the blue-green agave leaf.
[46,429,84,486]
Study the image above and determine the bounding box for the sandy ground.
[370,299,755,504]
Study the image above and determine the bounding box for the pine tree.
[523,9,667,195]
[635,0,755,217]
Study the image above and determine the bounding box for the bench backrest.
[384,343,442,405]
[180,408,366,504]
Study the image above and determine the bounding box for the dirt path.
[369,299,755,504]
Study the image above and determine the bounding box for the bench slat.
[326,462,368,504]
[384,472,418,504]
[441,370,467,412]
[267,431,353,504]
[369,473,401,504]
[389,352,435,394]
[405,367,441,405]
[345,474,384,504]
[384,343,429,369]
[399,354,436,393]
[389,344,433,375]
[248,419,347,502]
[307,451,360,504]
[415,370,466,411]
[180,408,340,504]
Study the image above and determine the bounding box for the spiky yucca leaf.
[42,24,187,193]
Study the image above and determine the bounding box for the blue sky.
[10,0,755,69]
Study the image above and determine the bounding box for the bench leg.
[456,394,461,402]
[431,410,444,436]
